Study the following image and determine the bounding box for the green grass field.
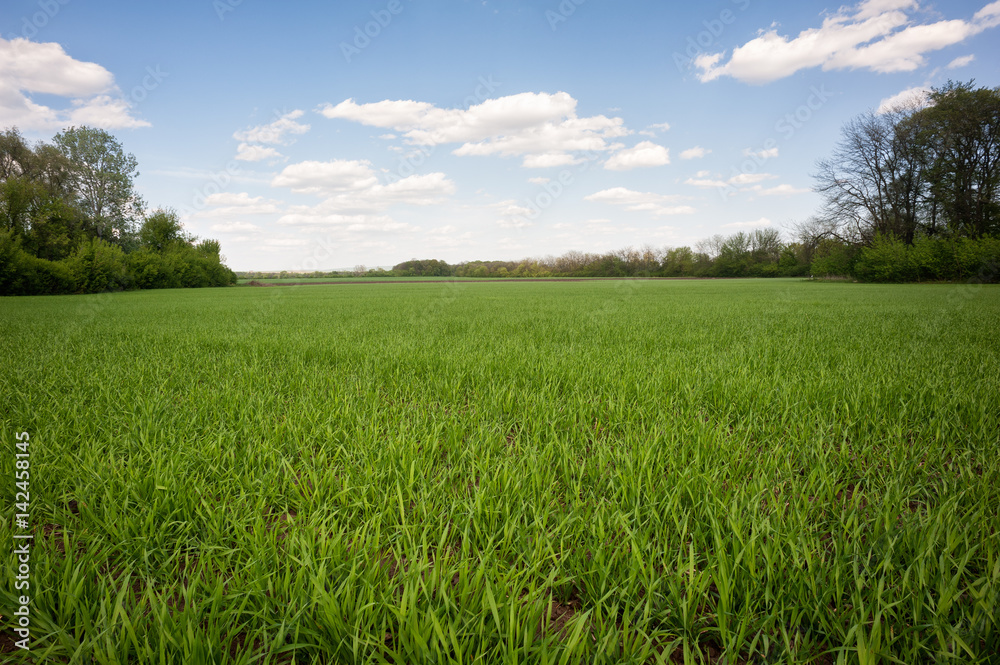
[239,275,472,285]
[1,279,998,664]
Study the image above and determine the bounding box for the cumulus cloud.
[271,158,455,228]
[684,176,730,188]
[604,141,670,170]
[685,172,778,189]
[639,122,671,137]
[272,159,380,195]
[585,187,695,216]
[729,173,776,186]
[947,54,975,68]
[695,0,1000,84]
[494,199,535,228]
[319,92,629,168]
[195,192,284,217]
[0,37,149,130]
[233,110,309,144]
[521,153,584,168]
[877,85,931,113]
[235,143,284,162]
[210,221,261,233]
[743,147,778,159]
[723,217,773,229]
[232,110,309,163]
[680,146,711,160]
[749,183,812,196]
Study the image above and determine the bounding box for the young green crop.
[1,278,998,663]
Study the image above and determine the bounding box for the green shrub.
[18,254,76,294]
[0,228,23,294]
[955,236,1000,282]
[854,234,917,282]
[810,239,856,277]
[67,238,130,293]
[127,247,176,289]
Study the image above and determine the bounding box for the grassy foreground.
[1,279,998,664]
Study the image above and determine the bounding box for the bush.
[854,235,1000,283]
[0,228,23,294]
[18,255,76,294]
[955,236,1000,282]
[853,234,917,282]
[67,238,130,293]
[810,239,856,277]
[910,235,956,281]
[127,248,176,289]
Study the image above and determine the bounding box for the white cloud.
[233,109,310,144]
[974,0,1000,27]
[522,153,583,169]
[264,238,311,247]
[877,85,931,113]
[743,147,778,159]
[272,159,455,228]
[722,217,773,228]
[751,183,812,196]
[272,159,380,195]
[685,172,778,189]
[947,54,975,68]
[639,122,671,136]
[685,176,729,188]
[729,172,776,186]
[0,37,148,130]
[196,192,283,217]
[494,199,534,228]
[210,221,261,232]
[680,146,711,160]
[276,212,399,230]
[695,0,1000,84]
[497,218,533,229]
[604,141,670,170]
[585,187,695,216]
[235,143,283,162]
[527,177,550,184]
[319,92,629,168]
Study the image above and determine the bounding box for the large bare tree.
[814,106,925,244]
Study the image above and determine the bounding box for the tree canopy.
[0,126,236,296]
[814,81,1000,245]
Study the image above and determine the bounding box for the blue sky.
[3,0,999,270]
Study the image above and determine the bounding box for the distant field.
[236,276,469,284]
[1,279,998,663]
[236,276,599,285]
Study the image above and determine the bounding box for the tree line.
[0,126,236,296]
[804,81,1000,282]
[377,81,999,284]
[242,228,814,280]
